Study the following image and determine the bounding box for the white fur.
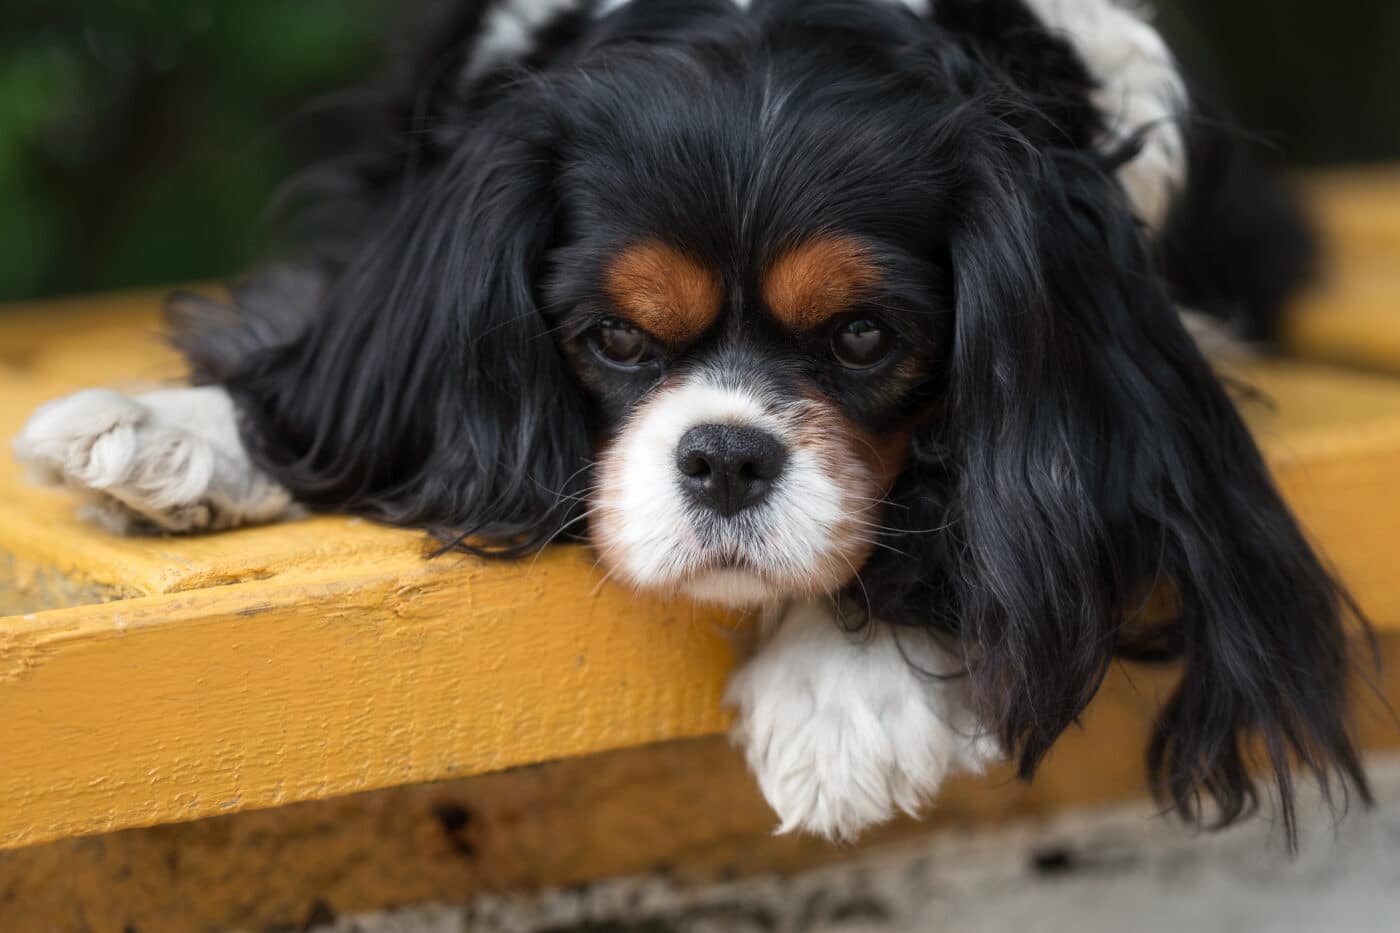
[1023,0,1188,229]
[726,600,998,841]
[466,0,586,80]
[596,377,778,604]
[592,371,875,608]
[13,386,295,534]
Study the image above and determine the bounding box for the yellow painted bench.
[3,171,1400,931]
[1289,169,1400,370]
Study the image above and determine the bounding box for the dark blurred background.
[2,0,1398,303]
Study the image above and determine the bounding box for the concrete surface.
[303,754,1400,933]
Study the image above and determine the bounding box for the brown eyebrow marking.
[763,235,881,331]
[602,240,724,345]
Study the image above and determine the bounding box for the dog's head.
[466,0,1114,609]
[183,0,1367,844]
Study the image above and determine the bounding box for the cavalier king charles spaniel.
[17,0,1369,845]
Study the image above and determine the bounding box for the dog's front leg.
[14,386,295,534]
[726,600,999,841]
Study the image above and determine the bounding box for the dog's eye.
[831,319,893,369]
[592,318,657,367]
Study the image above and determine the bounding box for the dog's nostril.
[680,451,712,479]
[739,454,781,482]
[676,424,787,518]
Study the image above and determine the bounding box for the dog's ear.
[170,105,591,555]
[876,145,1369,845]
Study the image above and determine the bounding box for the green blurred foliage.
[0,0,1396,303]
[0,0,389,301]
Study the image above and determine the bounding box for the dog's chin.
[678,567,794,609]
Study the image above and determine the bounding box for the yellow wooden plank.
[0,548,736,849]
[1240,361,1400,626]
[0,292,463,601]
[1288,168,1400,369]
[3,280,1400,851]
[1304,167,1400,252]
[5,634,1399,933]
[1290,273,1400,373]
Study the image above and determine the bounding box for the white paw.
[13,386,294,534]
[726,602,998,842]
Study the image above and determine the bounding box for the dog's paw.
[726,602,997,842]
[13,386,294,534]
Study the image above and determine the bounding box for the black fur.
[169,0,1370,845]
[173,92,591,554]
[1161,118,1321,342]
[859,137,1368,846]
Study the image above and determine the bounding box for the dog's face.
[572,233,924,606]
[550,114,946,604]
[533,8,1085,607]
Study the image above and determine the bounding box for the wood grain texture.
[0,546,737,849]
[3,258,1400,852]
[3,634,1398,933]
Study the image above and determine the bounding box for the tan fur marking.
[603,241,723,345]
[763,236,880,331]
[788,389,913,587]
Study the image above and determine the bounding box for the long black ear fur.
[168,97,590,554]
[869,141,1370,848]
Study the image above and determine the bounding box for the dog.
[15,0,1369,845]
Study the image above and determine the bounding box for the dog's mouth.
[677,565,788,608]
[688,534,760,569]
[658,536,779,607]
[672,531,863,608]
[589,506,878,609]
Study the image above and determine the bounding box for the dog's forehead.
[536,0,969,261]
[552,67,937,345]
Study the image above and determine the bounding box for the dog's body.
[16,0,1367,844]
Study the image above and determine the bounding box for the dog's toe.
[15,389,154,490]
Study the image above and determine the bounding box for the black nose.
[676,424,787,518]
